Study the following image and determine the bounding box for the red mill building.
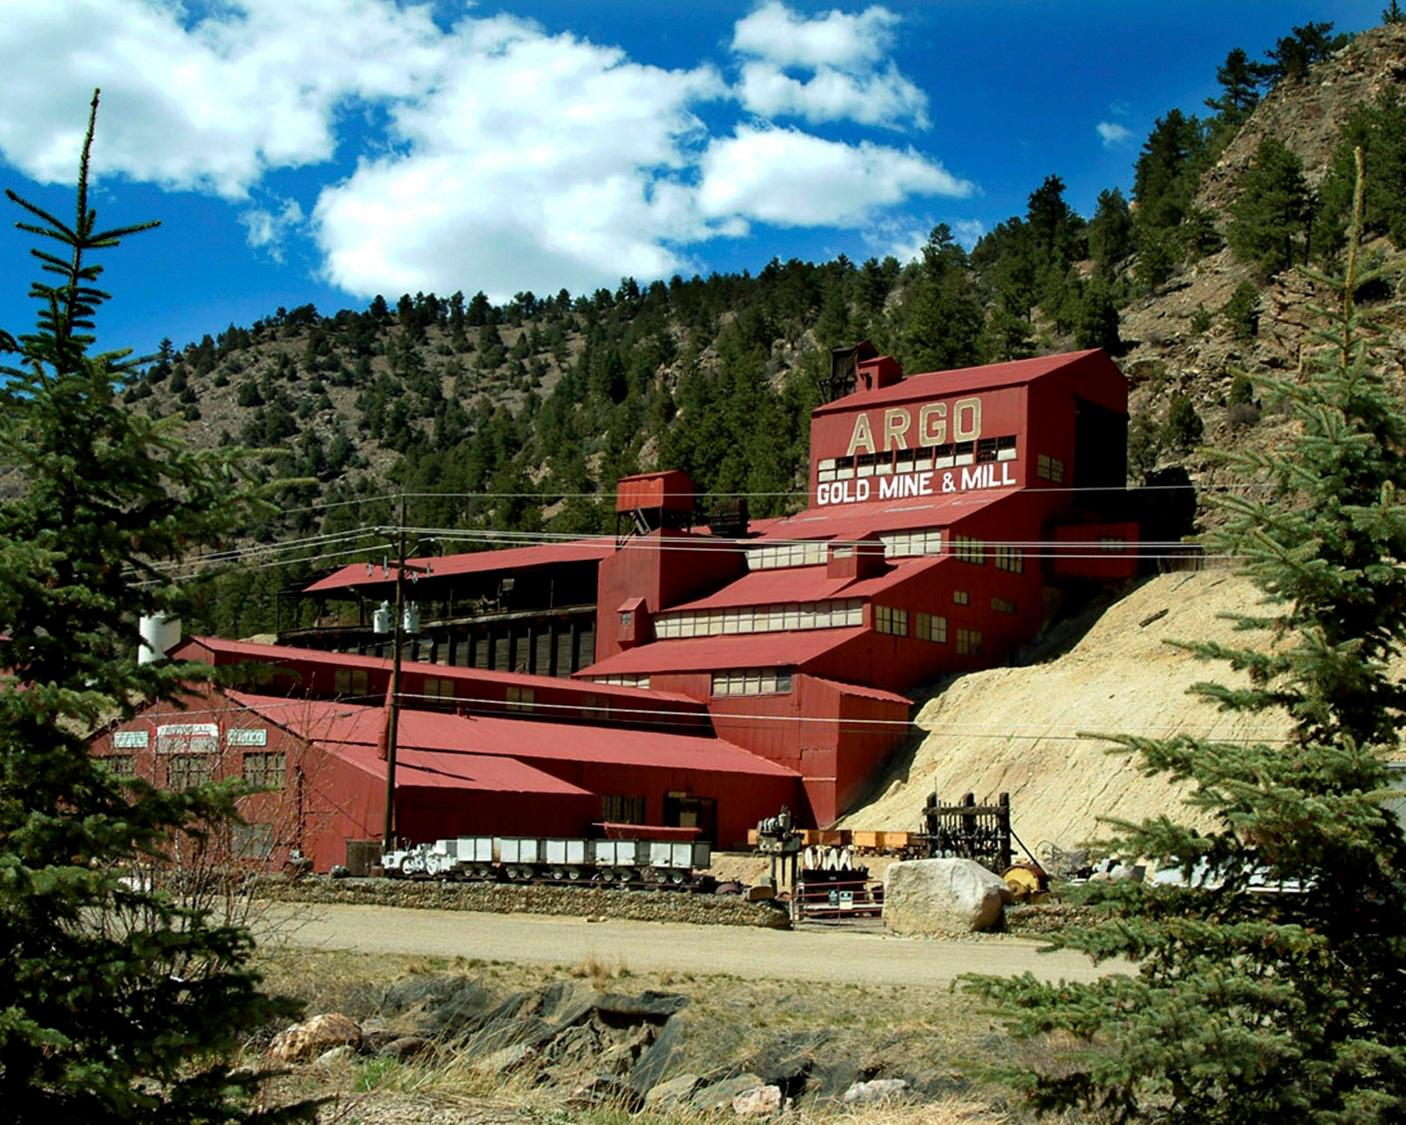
[93,347,1137,868]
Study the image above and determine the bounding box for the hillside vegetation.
[111,20,1406,647]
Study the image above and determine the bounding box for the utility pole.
[379,494,431,852]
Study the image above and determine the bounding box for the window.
[881,528,942,558]
[994,544,1023,572]
[588,674,651,689]
[242,751,285,789]
[710,668,794,696]
[952,535,985,564]
[991,597,1018,615]
[956,628,984,656]
[874,605,908,636]
[916,613,948,643]
[602,794,646,824]
[231,822,274,861]
[334,667,369,696]
[996,435,1018,462]
[747,541,827,570]
[952,589,970,606]
[506,685,534,711]
[619,610,633,628]
[167,755,210,789]
[102,754,135,778]
[423,676,456,700]
[1037,454,1065,483]
[655,599,862,639]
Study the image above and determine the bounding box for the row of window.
[106,751,287,790]
[710,668,795,697]
[948,537,1025,573]
[879,528,944,559]
[746,541,828,570]
[589,674,652,690]
[654,599,865,639]
[816,436,1018,482]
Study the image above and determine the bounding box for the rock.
[380,1035,435,1062]
[594,990,688,1022]
[732,1084,783,1116]
[629,1013,688,1092]
[644,1072,702,1110]
[567,1075,642,1111]
[471,1042,535,1075]
[883,858,1011,934]
[269,1013,362,1062]
[315,1044,358,1068]
[745,884,775,902]
[843,1078,911,1103]
[380,975,496,1039]
[692,1073,765,1111]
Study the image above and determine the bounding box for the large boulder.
[883,858,1012,934]
[269,1013,362,1062]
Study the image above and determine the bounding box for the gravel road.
[258,903,1124,986]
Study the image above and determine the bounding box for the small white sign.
[156,723,218,754]
[226,728,268,747]
[113,730,148,749]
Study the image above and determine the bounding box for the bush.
[1163,392,1204,451]
[1223,281,1260,339]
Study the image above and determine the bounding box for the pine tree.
[0,93,313,1121]
[1228,137,1313,278]
[1205,47,1262,126]
[967,152,1406,1124]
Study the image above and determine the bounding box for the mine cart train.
[380,835,713,886]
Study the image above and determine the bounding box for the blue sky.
[0,1,1385,357]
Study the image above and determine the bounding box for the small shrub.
[1190,304,1213,335]
[1222,281,1260,339]
[1164,393,1205,451]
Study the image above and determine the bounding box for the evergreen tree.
[1228,137,1313,278]
[0,95,312,1121]
[899,224,985,373]
[968,154,1406,1124]
[1205,47,1262,126]
[1088,188,1134,277]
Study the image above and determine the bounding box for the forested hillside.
[117,18,1406,638]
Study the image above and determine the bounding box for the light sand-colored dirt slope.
[839,571,1298,854]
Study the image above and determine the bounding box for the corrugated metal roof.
[577,627,865,677]
[330,742,595,795]
[178,636,702,706]
[665,556,944,612]
[813,349,1106,416]
[303,539,615,594]
[753,488,1012,542]
[228,692,798,778]
[805,676,913,707]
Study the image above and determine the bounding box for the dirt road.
[258,903,1124,986]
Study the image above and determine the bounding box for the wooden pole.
[381,494,407,852]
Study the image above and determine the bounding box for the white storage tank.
[137,613,181,665]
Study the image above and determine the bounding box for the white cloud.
[733,2,899,70]
[240,198,306,262]
[731,3,927,129]
[313,17,726,299]
[0,0,443,198]
[0,1,973,301]
[737,60,928,129]
[698,125,973,229]
[1097,121,1133,148]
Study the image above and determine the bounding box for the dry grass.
[250,947,1056,1124]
